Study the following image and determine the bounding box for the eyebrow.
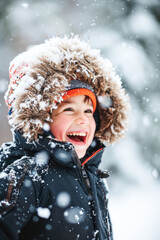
[63,100,73,104]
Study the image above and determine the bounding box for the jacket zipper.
[80,165,98,238]
[81,165,92,200]
[73,150,100,238]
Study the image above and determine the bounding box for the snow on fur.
[5,35,130,144]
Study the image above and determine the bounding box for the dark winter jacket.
[0,130,113,240]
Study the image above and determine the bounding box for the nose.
[75,112,88,125]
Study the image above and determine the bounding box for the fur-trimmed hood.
[5,35,130,144]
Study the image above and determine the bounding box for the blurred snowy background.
[0,0,160,239]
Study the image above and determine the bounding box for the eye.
[85,109,93,114]
[63,107,74,112]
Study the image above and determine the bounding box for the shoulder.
[1,156,49,181]
[0,156,49,216]
[0,141,16,170]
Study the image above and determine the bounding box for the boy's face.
[49,95,96,158]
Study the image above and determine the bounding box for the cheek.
[88,118,96,141]
[91,118,96,134]
[49,117,70,141]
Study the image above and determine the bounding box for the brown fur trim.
[7,37,130,144]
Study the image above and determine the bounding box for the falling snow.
[43,123,50,131]
[64,207,85,224]
[35,151,49,166]
[56,191,71,208]
[37,207,51,219]
[98,95,112,108]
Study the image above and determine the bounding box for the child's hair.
[84,95,92,103]
[5,35,130,144]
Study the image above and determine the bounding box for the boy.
[0,36,129,240]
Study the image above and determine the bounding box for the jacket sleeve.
[101,178,113,240]
[0,168,37,240]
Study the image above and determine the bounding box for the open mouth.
[67,132,87,143]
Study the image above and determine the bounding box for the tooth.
[67,132,87,136]
[80,133,86,136]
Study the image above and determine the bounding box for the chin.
[75,149,86,159]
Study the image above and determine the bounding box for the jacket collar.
[13,130,105,169]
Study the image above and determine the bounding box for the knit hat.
[63,80,97,113]
[5,35,130,144]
